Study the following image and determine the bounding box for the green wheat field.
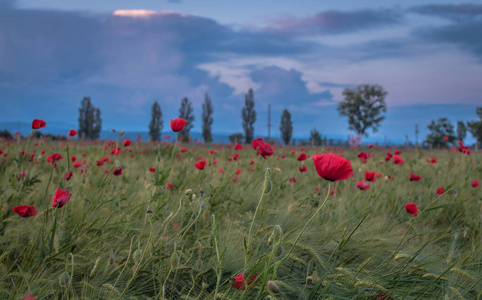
[0,136,480,299]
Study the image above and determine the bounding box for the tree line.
[73,87,482,146]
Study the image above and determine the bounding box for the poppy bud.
[196,258,203,270]
[184,189,192,195]
[112,129,116,133]
[133,249,142,262]
[267,280,281,294]
[120,130,124,136]
[264,180,272,194]
[170,252,180,269]
[192,194,196,201]
[274,167,281,172]
[59,272,71,288]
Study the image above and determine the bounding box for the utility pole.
[415,124,419,147]
[267,104,271,140]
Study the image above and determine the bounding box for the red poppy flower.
[73,161,81,168]
[375,172,382,178]
[235,143,242,150]
[289,177,297,183]
[96,159,104,166]
[51,153,62,162]
[31,119,46,129]
[299,165,307,172]
[356,180,370,190]
[250,160,255,165]
[436,187,444,195]
[357,152,368,160]
[443,136,449,142]
[110,147,121,156]
[170,118,188,132]
[231,273,258,290]
[195,160,207,170]
[113,167,123,176]
[219,168,224,173]
[22,295,37,300]
[166,182,173,189]
[431,157,437,163]
[149,167,156,173]
[297,153,307,161]
[368,144,374,148]
[236,168,242,175]
[123,139,132,147]
[252,138,274,159]
[232,153,239,161]
[376,293,389,300]
[102,156,110,162]
[212,158,217,165]
[181,148,188,153]
[209,150,216,154]
[312,153,353,181]
[164,135,171,140]
[67,129,78,137]
[393,155,404,165]
[405,203,418,216]
[13,205,37,217]
[64,171,73,181]
[365,171,376,182]
[472,180,480,187]
[52,188,71,208]
[232,176,239,183]
[409,173,421,181]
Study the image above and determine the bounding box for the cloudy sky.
[1,0,480,143]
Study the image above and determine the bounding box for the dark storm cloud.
[410,4,482,59]
[263,8,404,36]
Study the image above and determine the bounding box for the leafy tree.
[338,84,387,136]
[279,109,293,145]
[467,107,482,145]
[228,133,244,143]
[310,129,322,146]
[0,129,13,140]
[456,121,466,142]
[242,89,256,144]
[202,93,214,143]
[93,108,102,140]
[149,101,163,142]
[179,97,194,139]
[78,97,102,140]
[424,118,456,147]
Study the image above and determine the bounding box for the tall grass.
[0,138,480,299]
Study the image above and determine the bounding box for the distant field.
[0,136,480,299]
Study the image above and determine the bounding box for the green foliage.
[467,107,482,145]
[242,89,256,144]
[280,109,293,145]
[310,129,322,146]
[148,101,162,142]
[78,97,102,140]
[228,132,244,143]
[424,118,456,147]
[456,121,466,142]
[338,84,387,136]
[202,93,214,143]
[179,97,194,138]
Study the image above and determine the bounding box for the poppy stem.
[246,168,270,254]
[283,182,331,261]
